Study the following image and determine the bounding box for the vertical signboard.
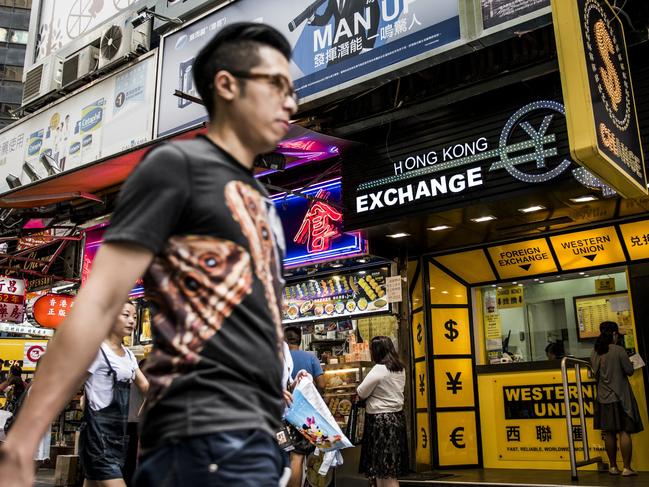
[551,0,647,197]
[157,0,461,136]
[0,276,25,323]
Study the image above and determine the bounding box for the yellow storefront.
[410,218,649,471]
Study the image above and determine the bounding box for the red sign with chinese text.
[0,276,26,323]
[294,189,343,253]
[33,294,75,329]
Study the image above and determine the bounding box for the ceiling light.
[470,215,496,223]
[579,272,585,275]
[441,290,449,294]
[512,282,517,285]
[428,225,451,231]
[539,280,545,283]
[518,205,546,213]
[358,271,366,275]
[386,232,410,239]
[570,195,598,203]
[518,284,523,287]
[357,258,368,263]
[534,278,539,282]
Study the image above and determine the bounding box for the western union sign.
[551,0,647,197]
[550,227,625,270]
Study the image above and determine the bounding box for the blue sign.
[272,178,367,268]
[27,130,44,156]
[157,0,461,137]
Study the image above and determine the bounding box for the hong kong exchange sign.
[342,99,616,228]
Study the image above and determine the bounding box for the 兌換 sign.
[157,0,461,137]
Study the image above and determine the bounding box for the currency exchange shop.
[340,67,649,472]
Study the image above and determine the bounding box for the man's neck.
[288,345,299,351]
[206,125,256,171]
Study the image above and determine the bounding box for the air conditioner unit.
[98,15,150,70]
[22,56,63,106]
[62,46,99,89]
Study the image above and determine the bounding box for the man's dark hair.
[193,22,292,119]
[284,326,302,346]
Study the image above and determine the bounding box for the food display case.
[283,268,390,323]
[323,361,372,444]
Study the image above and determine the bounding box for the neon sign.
[294,189,343,253]
[273,179,367,268]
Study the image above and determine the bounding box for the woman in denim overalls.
[79,302,149,487]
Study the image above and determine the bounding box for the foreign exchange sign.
[551,0,647,197]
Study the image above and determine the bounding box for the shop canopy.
[0,125,353,209]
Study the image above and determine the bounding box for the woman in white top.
[79,301,148,487]
[357,336,408,487]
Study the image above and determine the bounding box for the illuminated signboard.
[551,0,647,197]
[273,179,367,268]
[83,225,144,297]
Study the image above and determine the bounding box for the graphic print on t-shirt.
[225,180,285,351]
[144,235,254,403]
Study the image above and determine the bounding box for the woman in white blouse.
[357,336,408,487]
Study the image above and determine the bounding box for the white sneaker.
[622,468,638,477]
[609,467,621,475]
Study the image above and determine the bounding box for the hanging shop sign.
[283,267,389,323]
[0,276,26,323]
[272,179,367,268]
[0,54,157,195]
[343,98,617,229]
[0,322,54,338]
[551,0,647,197]
[33,294,75,329]
[549,226,625,270]
[496,285,524,309]
[481,0,550,30]
[595,277,615,293]
[157,0,461,136]
[23,340,48,368]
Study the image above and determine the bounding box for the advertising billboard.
[157,0,462,137]
[0,53,157,195]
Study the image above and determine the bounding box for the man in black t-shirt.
[0,23,298,487]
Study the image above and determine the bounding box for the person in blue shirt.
[284,326,325,393]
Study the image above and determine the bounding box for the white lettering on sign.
[357,167,484,213]
[392,137,488,176]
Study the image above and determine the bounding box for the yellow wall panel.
[415,360,429,410]
[434,250,495,284]
[431,308,471,356]
[433,358,475,408]
[436,411,479,466]
[412,311,426,359]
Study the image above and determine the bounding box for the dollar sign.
[416,323,422,344]
[444,319,459,342]
[595,20,622,112]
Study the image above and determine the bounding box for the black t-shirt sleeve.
[104,144,191,255]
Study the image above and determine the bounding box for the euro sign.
[450,427,465,449]
[444,319,459,342]
[417,323,422,344]
[421,427,428,448]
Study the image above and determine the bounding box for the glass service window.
[477,267,630,364]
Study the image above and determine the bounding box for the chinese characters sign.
[294,189,343,253]
[33,294,75,329]
[273,179,367,268]
[0,276,26,323]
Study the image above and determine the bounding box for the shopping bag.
[284,377,352,452]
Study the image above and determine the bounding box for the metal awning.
[0,125,353,209]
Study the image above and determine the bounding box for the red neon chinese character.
[294,189,342,253]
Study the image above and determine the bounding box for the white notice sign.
[385,276,403,303]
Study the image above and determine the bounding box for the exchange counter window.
[477,267,632,364]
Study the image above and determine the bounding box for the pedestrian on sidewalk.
[591,321,643,477]
[79,301,148,487]
[357,336,408,487]
[0,22,297,487]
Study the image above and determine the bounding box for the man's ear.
[213,70,238,102]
